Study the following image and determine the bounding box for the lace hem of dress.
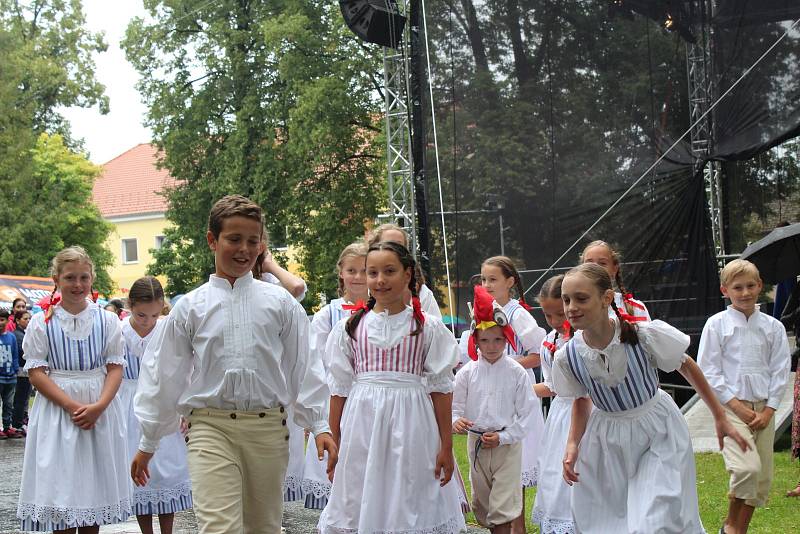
[425,374,454,394]
[23,359,49,371]
[18,500,131,527]
[521,466,538,488]
[531,508,576,534]
[329,381,352,397]
[319,515,465,534]
[133,481,192,506]
[301,477,332,498]
[105,354,128,367]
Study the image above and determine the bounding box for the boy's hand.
[563,441,580,485]
[480,431,500,448]
[434,448,454,486]
[716,415,750,452]
[131,450,154,486]
[748,407,774,431]
[728,400,757,424]
[315,432,338,482]
[72,403,104,430]
[452,417,473,434]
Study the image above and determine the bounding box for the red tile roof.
[93,144,178,218]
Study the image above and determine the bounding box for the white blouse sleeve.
[134,302,195,453]
[539,339,555,390]
[101,309,126,367]
[457,330,472,368]
[309,305,334,371]
[451,361,471,422]
[512,308,546,354]
[551,346,589,398]
[326,319,356,397]
[637,320,690,373]
[422,316,458,393]
[419,284,442,319]
[280,298,330,435]
[22,313,49,370]
[498,367,536,446]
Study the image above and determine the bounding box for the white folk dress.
[318,308,466,534]
[301,298,350,509]
[504,299,546,487]
[531,330,575,534]
[17,304,132,531]
[120,317,193,515]
[551,318,704,534]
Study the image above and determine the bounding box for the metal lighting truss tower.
[382,0,417,254]
[687,0,725,260]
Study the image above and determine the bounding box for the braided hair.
[481,256,533,310]
[566,263,639,345]
[538,274,572,341]
[345,241,423,339]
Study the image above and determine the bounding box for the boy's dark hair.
[0,309,9,319]
[208,195,264,239]
[14,310,30,322]
[128,276,165,308]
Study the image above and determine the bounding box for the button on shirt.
[452,355,536,445]
[698,305,790,409]
[134,273,330,453]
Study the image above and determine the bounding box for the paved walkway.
[1,437,485,533]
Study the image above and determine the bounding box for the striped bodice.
[45,307,108,371]
[564,338,658,412]
[351,317,426,375]
[122,342,141,380]
[329,298,349,329]
[504,301,526,356]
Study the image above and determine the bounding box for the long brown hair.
[482,256,532,310]
[345,241,422,339]
[566,263,639,345]
[538,274,572,340]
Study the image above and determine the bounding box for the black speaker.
[340,0,406,49]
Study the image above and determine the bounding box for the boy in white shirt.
[131,195,337,533]
[698,259,790,534]
[452,286,536,533]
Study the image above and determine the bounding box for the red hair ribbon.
[342,300,369,314]
[40,294,62,324]
[542,340,557,354]
[91,290,99,303]
[519,298,533,312]
[618,311,647,323]
[411,296,426,326]
[623,293,646,311]
[561,320,572,340]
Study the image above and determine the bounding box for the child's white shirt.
[261,272,307,302]
[697,305,790,409]
[418,284,442,319]
[504,299,546,354]
[452,355,536,445]
[135,273,330,453]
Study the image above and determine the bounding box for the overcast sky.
[62,0,152,164]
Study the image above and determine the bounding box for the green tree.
[0,133,115,293]
[124,1,385,304]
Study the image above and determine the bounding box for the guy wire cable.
[421,0,455,333]
[523,15,800,296]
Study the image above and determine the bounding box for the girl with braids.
[122,276,192,534]
[552,263,748,534]
[480,256,546,533]
[367,223,442,319]
[581,240,651,322]
[531,275,579,534]
[301,241,368,510]
[319,241,466,534]
[17,246,131,532]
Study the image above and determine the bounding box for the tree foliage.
[124,1,385,304]
[0,133,114,293]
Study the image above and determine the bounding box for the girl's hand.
[480,431,500,449]
[131,450,154,486]
[72,403,104,430]
[314,432,339,483]
[452,417,473,434]
[563,441,580,485]
[716,415,751,452]
[434,448,454,487]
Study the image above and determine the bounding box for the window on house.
[154,235,166,249]
[122,238,138,264]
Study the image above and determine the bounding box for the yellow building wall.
[106,215,170,298]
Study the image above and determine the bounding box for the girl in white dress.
[17,246,131,532]
[301,241,368,509]
[319,241,466,534]
[480,256,546,533]
[531,275,578,534]
[552,263,749,534]
[581,240,651,321]
[122,276,192,534]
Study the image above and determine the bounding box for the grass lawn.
[453,434,799,532]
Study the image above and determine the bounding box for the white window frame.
[121,238,139,264]
[154,235,166,250]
